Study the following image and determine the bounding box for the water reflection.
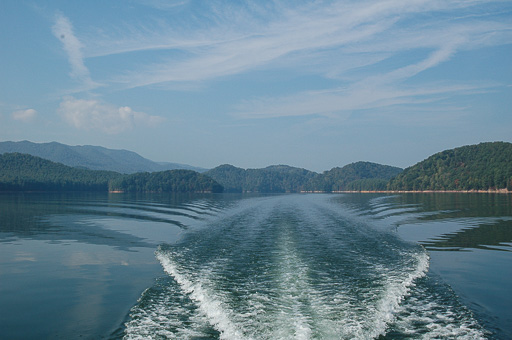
[0,192,237,339]
[334,193,512,252]
[0,192,235,249]
[393,193,512,219]
[422,219,512,252]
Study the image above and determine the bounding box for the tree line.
[0,153,118,191]
[2,141,510,193]
[387,142,512,191]
[204,164,319,192]
[0,153,222,193]
[205,162,402,193]
[108,170,223,193]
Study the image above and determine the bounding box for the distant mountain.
[0,141,206,174]
[205,164,318,192]
[2,141,509,193]
[388,142,512,191]
[305,161,403,192]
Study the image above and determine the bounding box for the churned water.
[124,195,489,339]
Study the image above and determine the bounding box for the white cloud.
[12,109,37,122]
[49,1,510,124]
[52,13,98,90]
[58,97,165,134]
[79,0,512,89]
[235,82,492,119]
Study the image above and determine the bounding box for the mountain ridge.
[0,141,206,174]
[1,140,510,193]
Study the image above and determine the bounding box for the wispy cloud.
[103,2,401,86]
[62,0,511,123]
[52,13,166,134]
[58,96,165,134]
[234,82,495,119]
[12,109,37,122]
[52,13,98,90]
[79,0,512,90]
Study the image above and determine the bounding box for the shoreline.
[2,189,510,194]
[301,189,512,194]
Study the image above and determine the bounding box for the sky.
[1,0,511,172]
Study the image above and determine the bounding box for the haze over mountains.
[0,141,206,174]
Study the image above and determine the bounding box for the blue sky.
[1,0,511,172]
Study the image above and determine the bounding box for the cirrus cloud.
[52,13,99,91]
[58,96,165,134]
[81,0,512,90]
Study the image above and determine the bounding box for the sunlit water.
[0,193,511,339]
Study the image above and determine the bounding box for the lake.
[0,192,510,339]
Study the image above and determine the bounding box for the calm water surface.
[0,192,510,339]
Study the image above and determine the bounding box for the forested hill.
[109,170,223,193]
[205,162,402,193]
[0,140,206,173]
[0,153,119,191]
[388,142,512,191]
[4,142,509,193]
[305,161,403,192]
[0,153,223,193]
[205,164,318,192]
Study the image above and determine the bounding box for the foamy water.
[124,195,487,339]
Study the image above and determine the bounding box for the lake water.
[0,192,510,339]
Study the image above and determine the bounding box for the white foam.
[156,250,249,340]
[125,195,490,340]
[390,278,488,340]
[124,279,211,339]
[369,250,430,338]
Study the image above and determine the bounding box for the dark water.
[0,193,510,339]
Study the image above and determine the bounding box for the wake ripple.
[124,195,485,339]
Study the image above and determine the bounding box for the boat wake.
[124,195,487,339]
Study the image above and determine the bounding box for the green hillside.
[387,142,512,191]
[4,142,509,194]
[205,164,318,193]
[206,162,401,193]
[305,161,403,192]
[0,153,119,191]
[109,170,223,193]
[0,153,222,193]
